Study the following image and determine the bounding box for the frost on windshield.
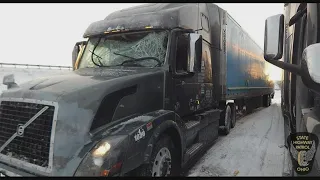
[80,31,168,68]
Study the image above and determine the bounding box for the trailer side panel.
[225,13,273,99]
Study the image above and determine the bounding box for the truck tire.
[268,94,272,106]
[137,135,179,177]
[263,94,271,107]
[221,105,232,135]
[246,104,253,114]
[230,103,236,128]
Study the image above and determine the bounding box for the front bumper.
[0,163,35,177]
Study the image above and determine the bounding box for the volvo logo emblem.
[16,124,25,137]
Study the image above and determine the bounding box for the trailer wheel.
[230,103,236,128]
[268,95,272,106]
[263,94,271,107]
[221,105,232,135]
[137,135,179,176]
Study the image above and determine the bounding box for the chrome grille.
[0,101,55,168]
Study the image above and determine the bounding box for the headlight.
[92,142,111,157]
[74,136,127,177]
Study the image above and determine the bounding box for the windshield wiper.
[113,52,148,67]
[90,37,105,67]
[89,50,103,60]
[113,52,136,60]
[119,56,162,67]
[289,6,307,26]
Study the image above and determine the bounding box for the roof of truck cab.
[83,3,200,38]
[105,3,196,20]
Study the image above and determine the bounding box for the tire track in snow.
[188,91,289,176]
[259,105,275,171]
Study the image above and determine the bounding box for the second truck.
[263,3,320,176]
[0,3,273,177]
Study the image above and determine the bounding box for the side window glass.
[175,33,189,73]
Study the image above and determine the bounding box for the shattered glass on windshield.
[79,31,169,68]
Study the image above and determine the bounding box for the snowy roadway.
[188,90,292,176]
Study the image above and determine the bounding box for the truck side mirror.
[264,14,284,61]
[3,74,18,89]
[300,43,320,93]
[262,14,301,75]
[188,33,202,73]
[72,41,87,70]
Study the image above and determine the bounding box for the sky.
[0,3,283,80]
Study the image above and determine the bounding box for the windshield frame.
[77,29,172,69]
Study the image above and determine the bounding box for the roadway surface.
[188,90,292,176]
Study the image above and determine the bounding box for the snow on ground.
[188,90,290,176]
[0,67,71,93]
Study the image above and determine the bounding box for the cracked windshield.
[79,30,168,68]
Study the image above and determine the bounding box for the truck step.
[185,121,200,130]
[184,142,204,164]
[186,142,203,156]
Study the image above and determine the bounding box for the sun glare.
[266,65,282,81]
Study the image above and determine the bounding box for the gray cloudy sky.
[0,3,283,79]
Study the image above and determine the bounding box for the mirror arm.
[266,59,301,75]
[289,7,307,26]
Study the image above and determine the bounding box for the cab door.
[172,32,200,117]
[172,32,212,118]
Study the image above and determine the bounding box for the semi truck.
[0,3,274,177]
[263,3,320,176]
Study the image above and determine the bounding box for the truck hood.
[1,67,159,101]
[0,67,165,176]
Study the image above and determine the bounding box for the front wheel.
[137,135,179,176]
